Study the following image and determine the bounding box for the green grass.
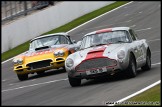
[117,84,161,106]
[1,1,130,62]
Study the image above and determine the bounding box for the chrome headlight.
[54,51,59,57]
[59,50,64,56]
[54,50,65,57]
[13,58,23,65]
[117,50,125,59]
[66,58,74,68]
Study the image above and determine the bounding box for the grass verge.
[117,84,161,106]
[2,1,129,62]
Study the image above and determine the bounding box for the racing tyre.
[17,74,28,81]
[141,52,151,71]
[62,67,67,72]
[126,54,137,78]
[68,76,81,87]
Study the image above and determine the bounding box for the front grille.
[26,59,52,70]
[56,58,64,61]
[16,66,23,69]
[76,58,116,71]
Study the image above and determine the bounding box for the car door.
[137,39,147,64]
[132,30,146,64]
[129,29,144,67]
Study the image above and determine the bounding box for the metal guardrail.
[1,1,56,25]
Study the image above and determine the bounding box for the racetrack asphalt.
[1,1,161,105]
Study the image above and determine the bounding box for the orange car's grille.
[26,59,52,70]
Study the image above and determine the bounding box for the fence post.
[4,1,7,18]
[10,1,13,17]
[24,1,27,16]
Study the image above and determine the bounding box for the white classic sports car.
[65,27,151,87]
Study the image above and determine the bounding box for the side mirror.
[72,40,76,43]
[77,41,82,46]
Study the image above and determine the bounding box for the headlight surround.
[54,50,65,57]
[13,58,23,65]
[66,58,74,68]
[117,50,125,59]
[54,51,59,57]
[59,50,64,56]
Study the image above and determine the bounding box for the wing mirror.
[77,41,82,46]
[72,40,76,43]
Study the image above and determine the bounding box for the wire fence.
[1,1,57,25]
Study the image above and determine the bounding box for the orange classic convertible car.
[13,32,80,81]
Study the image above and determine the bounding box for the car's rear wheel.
[68,76,81,87]
[17,74,28,81]
[141,52,151,71]
[126,54,137,78]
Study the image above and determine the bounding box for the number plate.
[86,67,107,75]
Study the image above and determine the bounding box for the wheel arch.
[129,51,137,67]
[147,47,151,58]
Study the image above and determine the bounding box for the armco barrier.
[2,1,115,53]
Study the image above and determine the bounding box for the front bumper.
[67,58,129,79]
[68,66,121,79]
[14,60,65,75]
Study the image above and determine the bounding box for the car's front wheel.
[68,76,81,87]
[17,74,28,81]
[126,54,137,78]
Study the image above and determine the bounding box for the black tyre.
[17,74,28,81]
[68,76,81,87]
[62,66,67,72]
[126,54,137,78]
[141,52,151,71]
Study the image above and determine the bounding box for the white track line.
[151,51,160,54]
[67,1,133,33]
[2,79,7,82]
[129,25,136,27]
[151,62,161,66]
[84,19,132,31]
[2,51,27,64]
[107,80,161,106]
[148,39,160,42]
[2,78,68,92]
[2,1,134,64]
[125,20,132,22]
[2,58,14,64]
[124,14,129,16]
[135,28,151,32]
[2,62,160,93]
